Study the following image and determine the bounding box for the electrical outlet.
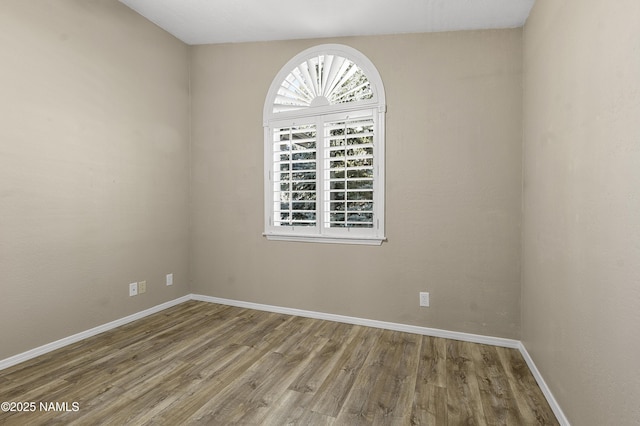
[129,282,138,297]
[419,292,430,307]
[138,281,146,294]
[166,273,173,286]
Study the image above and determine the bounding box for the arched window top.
[264,44,385,124]
[273,54,372,112]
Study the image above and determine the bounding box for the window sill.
[263,233,386,246]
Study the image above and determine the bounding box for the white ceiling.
[119,0,536,45]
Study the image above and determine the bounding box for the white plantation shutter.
[264,45,386,245]
[272,124,317,227]
[324,114,375,229]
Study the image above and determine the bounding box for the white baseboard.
[0,293,567,426]
[518,342,571,425]
[191,294,521,349]
[0,295,191,371]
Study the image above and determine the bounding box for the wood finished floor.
[0,301,558,425]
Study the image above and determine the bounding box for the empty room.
[1,0,638,424]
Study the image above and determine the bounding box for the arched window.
[263,44,386,245]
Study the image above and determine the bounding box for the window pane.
[347,212,373,224]
[330,202,345,211]
[329,160,345,169]
[292,161,316,171]
[330,213,345,223]
[347,201,373,211]
[346,158,373,167]
[292,192,316,201]
[292,202,316,210]
[346,147,373,156]
[346,168,373,179]
[347,191,373,201]
[292,182,316,191]
[329,170,345,180]
[292,152,315,161]
[347,179,373,190]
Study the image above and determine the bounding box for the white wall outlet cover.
[166,273,173,286]
[419,292,430,307]
[129,282,138,297]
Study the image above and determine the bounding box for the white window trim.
[263,44,386,245]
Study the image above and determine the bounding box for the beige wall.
[522,0,640,424]
[190,30,523,339]
[0,1,190,359]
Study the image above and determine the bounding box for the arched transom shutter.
[272,55,373,114]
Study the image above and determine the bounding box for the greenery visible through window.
[263,44,386,245]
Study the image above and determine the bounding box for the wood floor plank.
[419,336,448,388]
[0,301,560,425]
[495,346,560,425]
[411,383,448,426]
[371,331,421,425]
[334,330,421,425]
[309,325,382,418]
[287,323,352,395]
[472,343,522,425]
[411,336,448,425]
[446,340,487,425]
[260,389,317,425]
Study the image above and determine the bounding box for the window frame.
[263,44,386,245]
